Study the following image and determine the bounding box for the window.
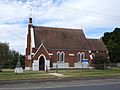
[77,52,85,63]
[61,52,65,62]
[57,51,60,62]
[57,51,65,63]
[81,52,85,60]
[77,52,81,62]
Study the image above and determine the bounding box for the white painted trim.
[77,52,81,62]
[57,51,60,54]
[81,52,85,59]
[77,52,85,63]
[32,60,39,71]
[38,54,47,71]
[33,43,50,58]
[31,27,35,48]
[90,53,95,59]
[69,54,74,56]
[90,55,93,59]
[34,43,43,56]
[31,53,34,55]
[89,50,92,53]
[49,53,53,56]
[77,52,80,55]
[57,51,60,62]
[61,51,65,63]
[28,55,31,60]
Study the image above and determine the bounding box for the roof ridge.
[33,25,82,31]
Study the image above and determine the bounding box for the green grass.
[0,69,57,80]
[49,68,120,77]
[0,68,120,80]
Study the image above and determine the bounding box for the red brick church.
[25,16,108,71]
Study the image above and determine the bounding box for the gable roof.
[87,39,107,51]
[33,26,90,50]
[33,43,51,60]
[33,26,107,51]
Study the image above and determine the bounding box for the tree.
[0,42,25,70]
[4,50,25,69]
[93,53,109,70]
[102,28,120,64]
[0,42,9,70]
[6,50,19,69]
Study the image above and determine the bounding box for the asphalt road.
[0,78,120,90]
[37,82,120,90]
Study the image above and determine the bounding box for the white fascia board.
[31,27,35,48]
[33,43,50,58]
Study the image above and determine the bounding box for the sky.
[0,0,120,55]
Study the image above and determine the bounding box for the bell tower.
[25,14,33,70]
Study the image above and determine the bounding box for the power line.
[55,6,120,21]
[65,6,120,18]
[0,25,25,40]
[33,4,120,22]
[27,0,120,21]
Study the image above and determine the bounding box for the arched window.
[57,51,60,62]
[77,52,81,62]
[77,52,85,62]
[81,52,85,60]
[61,52,65,62]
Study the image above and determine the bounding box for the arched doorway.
[39,56,45,70]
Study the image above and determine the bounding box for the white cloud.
[0,0,120,54]
[0,24,27,54]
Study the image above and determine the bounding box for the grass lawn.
[0,69,57,80]
[49,68,120,77]
[0,68,120,80]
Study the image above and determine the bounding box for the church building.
[25,16,108,71]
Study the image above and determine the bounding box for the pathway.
[49,73,66,77]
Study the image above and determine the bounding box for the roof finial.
[28,3,32,24]
[29,7,32,18]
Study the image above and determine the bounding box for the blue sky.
[0,0,120,54]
